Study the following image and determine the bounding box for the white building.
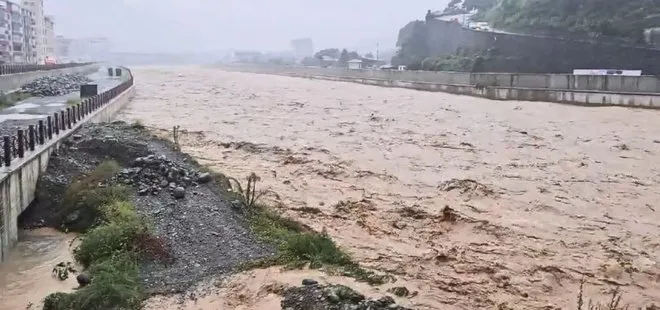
[290,38,314,61]
[347,59,363,70]
[0,0,40,63]
[22,6,37,63]
[21,0,45,63]
[44,14,53,62]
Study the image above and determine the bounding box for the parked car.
[470,22,491,31]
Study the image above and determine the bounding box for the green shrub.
[245,206,388,285]
[100,200,139,224]
[43,255,142,310]
[282,232,352,267]
[66,98,80,106]
[43,292,70,310]
[0,91,31,107]
[60,160,127,231]
[74,219,147,268]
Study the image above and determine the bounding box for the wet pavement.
[0,68,124,136]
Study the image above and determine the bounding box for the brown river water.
[0,229,78,310]
[2,65,659,309]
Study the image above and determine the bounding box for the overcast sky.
[44,0,448,53]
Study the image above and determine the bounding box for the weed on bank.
[222,172,390,286]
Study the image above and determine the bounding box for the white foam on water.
[6,103,40,112]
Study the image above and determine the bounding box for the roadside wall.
[221,64,660,94]
[0,63,100,93]
[219,64,660,108]
[0,67,135,261]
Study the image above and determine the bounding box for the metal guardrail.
[0,62,92,76]
[0,67,134,167]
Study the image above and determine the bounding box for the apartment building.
[0,0,48,64]
[0,1,28,63]
[21,0,44,63]
[22,6,36,63]
[44,14,52,62]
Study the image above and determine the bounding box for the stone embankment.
[19,74,93,97]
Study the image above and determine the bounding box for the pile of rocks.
[281,280,413,310]
[116,154,212,199]
[20,73,92,96]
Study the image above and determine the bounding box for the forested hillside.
[485,0,660,43]
[442,0,660,43]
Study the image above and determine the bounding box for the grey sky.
[44,0,448,53]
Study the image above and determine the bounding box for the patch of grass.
[232,172,389,285]
[100,200,139,224]
[73,218,147,268]
[43,254,143,310]
[66,98,80,106]
[0,91,31,107]
[60,160,128,232]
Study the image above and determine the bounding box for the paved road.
[0,68,123,136]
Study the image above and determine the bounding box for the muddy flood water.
[0,229,79,310]
[2,65,659,309]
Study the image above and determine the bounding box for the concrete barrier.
[0,63,100,93]
[0,67,135,261]
[219,65,660,108]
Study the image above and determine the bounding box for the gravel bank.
[19,121,274,295]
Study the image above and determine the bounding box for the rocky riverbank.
[281,280,413,310]
[21,121,273,295]
[18,121,412,309]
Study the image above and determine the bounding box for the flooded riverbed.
[116,65,658,309]
[0,229,78,310]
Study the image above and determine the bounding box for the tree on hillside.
[443,0,496,20]
[391,20,429,68]
[314,48,341,59]
[364,52,374,59]
[338,49,350,65]
[443,0,467,14]
[463,0,496,11]
[484,0,660,43]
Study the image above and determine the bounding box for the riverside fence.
[0,62,92,76]
[0,67,134,167]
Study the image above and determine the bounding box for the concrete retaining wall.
[220,64,660,94]
[0,78,135,261]
[0,63,100,93]
[220,65,660,108]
